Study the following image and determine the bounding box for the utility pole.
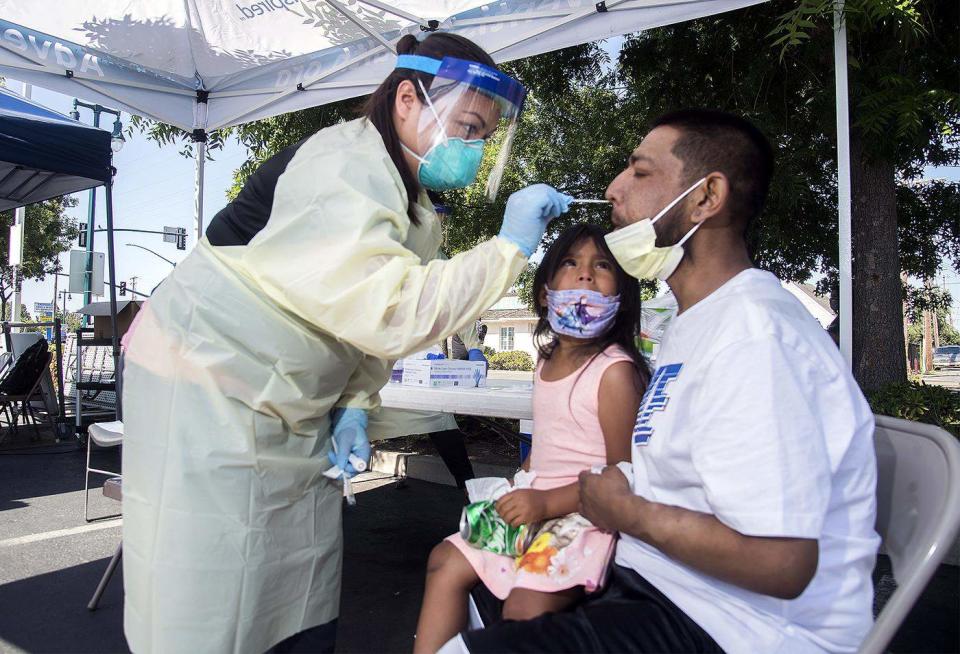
[944,273,954,329]
[901,271,911,373]
[52,263,59,318]
[129,276,139,296]
[922,278,934,373]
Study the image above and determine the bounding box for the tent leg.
[834,1,853,369]
[104,178,121,421]
[194,139,206,245]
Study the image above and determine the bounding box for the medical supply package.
[401,359,487,388]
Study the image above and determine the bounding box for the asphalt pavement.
[922,367,960,391]
[0,445,956,654]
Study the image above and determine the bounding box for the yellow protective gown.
[121,117,526,653]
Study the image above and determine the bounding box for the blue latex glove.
[327,407,370,478]
[498,184,573,257]
[425,353,447,360]
[467,348,488,372]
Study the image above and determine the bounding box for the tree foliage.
[0,197,80,320]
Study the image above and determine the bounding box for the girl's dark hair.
[363,33,496,225]
[533,224,651,389]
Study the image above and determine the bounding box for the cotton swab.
[349,454,368,473]
[569,198,611,204]
[325,439,358,505]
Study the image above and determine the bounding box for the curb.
[369,449,514,487]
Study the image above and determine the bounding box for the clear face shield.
[395,55,527,200]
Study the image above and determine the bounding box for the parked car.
[933,345,960,369]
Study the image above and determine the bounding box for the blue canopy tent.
[0,86,120,422]
[0,86,112,210]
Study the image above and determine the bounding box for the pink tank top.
[529,345,634,490]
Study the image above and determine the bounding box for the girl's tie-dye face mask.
[545,287,620,339]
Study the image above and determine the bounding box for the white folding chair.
[84,420,124,522]
[860,415,960,654]
[88,477,122,611]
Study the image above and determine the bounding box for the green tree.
[58,309,83,333]
[904,284,959,347]
[0,197,80,320]
[18,305,39,331]
[765,0,959,390]
[940,318,960,347]
[906,314,959,347]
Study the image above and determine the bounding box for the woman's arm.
[235,137,529,362]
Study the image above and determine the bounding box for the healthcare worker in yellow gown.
[120,32,571,654]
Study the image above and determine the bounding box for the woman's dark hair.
[532,223,650,389]
[363,33,496,225]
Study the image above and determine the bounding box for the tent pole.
[324,0,397,52]
[194,138,206,245]
[104,175,120,421]
[834,1,853,368]
[10,83,31,327]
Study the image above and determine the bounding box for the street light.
[126,243,176,267]
[110,117,126,153]
[72,99,124,324]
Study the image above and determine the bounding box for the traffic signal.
[176,227,187,250]
[119,281,127,297]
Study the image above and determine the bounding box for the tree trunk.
[850,131,907,392]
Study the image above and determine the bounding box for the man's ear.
[690,172,729,225]
[394,79,420,123]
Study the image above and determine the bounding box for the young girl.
[414,223,650,653]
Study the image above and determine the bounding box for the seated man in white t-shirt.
[441,109,880,654]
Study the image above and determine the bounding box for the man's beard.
[653,202,691,248]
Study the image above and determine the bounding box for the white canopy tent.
[0,0,853,364]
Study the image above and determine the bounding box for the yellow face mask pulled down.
[604,177,706,281]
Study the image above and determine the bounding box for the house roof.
[793,283,835,315]
[79,300,142,316]
[481,308,537,321]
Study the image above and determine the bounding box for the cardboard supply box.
[79,300,143,341]
[401,359,487,388]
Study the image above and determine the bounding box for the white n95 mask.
[604,177,706,281]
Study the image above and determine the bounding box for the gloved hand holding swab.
[325,438,358,506]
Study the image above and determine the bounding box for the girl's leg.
[501,587,583,622]
[414,542,481,654]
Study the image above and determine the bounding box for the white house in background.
[479,282,836,361]
[481,292,540,360]
[782,282,836,328]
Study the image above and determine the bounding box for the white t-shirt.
[616,269,879,654]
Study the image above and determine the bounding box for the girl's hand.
[495,489,547,527]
